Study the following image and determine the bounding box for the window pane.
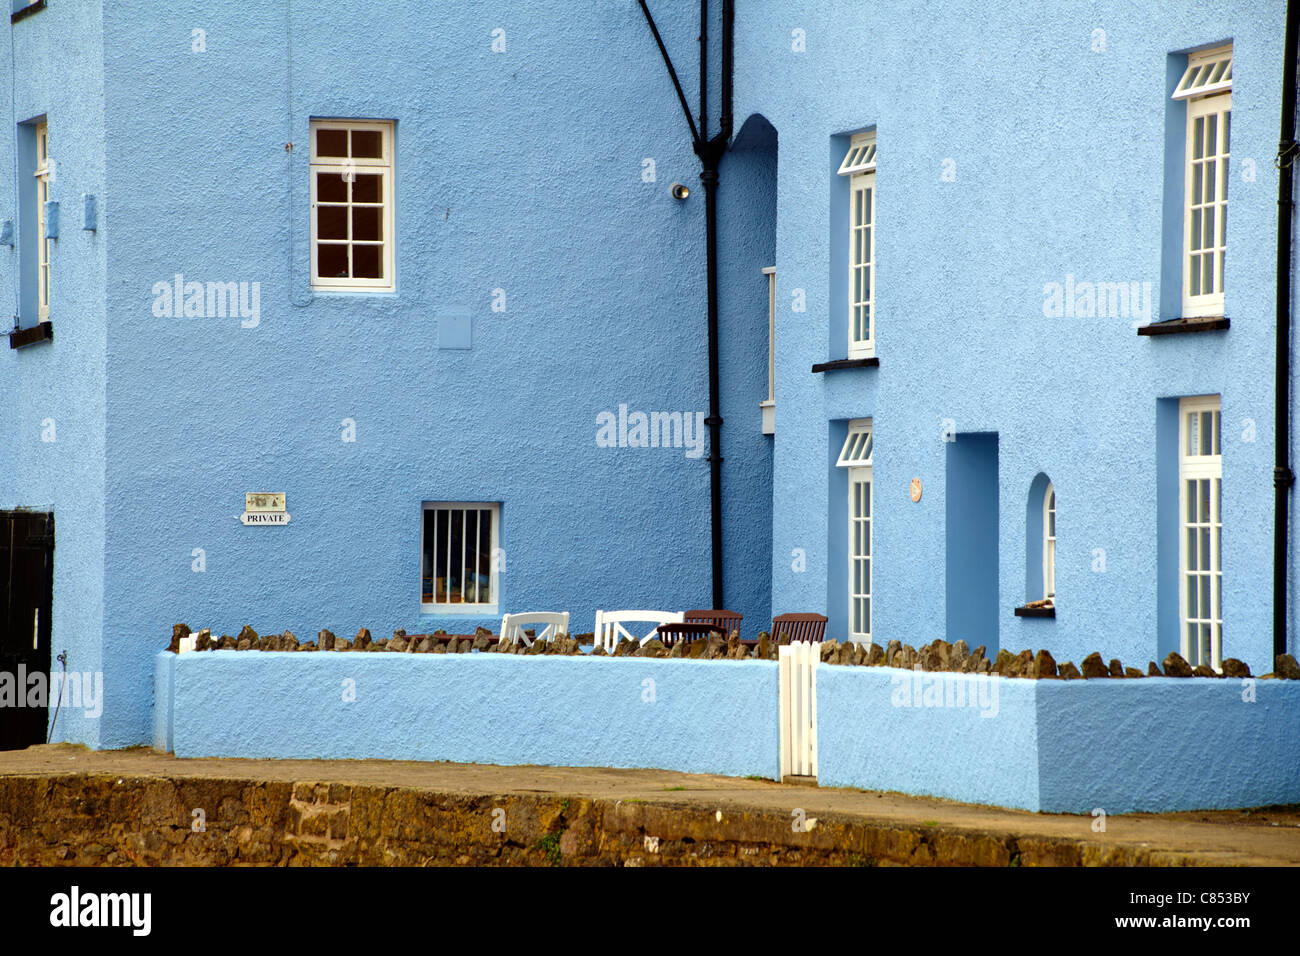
[1202,253,1214,296]
[352,243,382,279]
[352,206,382,242]
[316,172,347,203]
[351,129,383,158]
[1190,209,1202,251]
[1192,165,1202,205]
[1187,528,1198,571]
[318,205,348,240]
[1190,254,1201,295]
[353,173,382,204]
[1206,115,1217,158]
[1187,574,1198,615]
[317,243,349,278]
[1193,117,1204,160]
[316,128,348,157]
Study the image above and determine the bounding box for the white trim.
[1178,396,1222,670]
[1043,482,1055,602]
[310,119,395,292]
[34,121,49,321]
[848,165,876,358]
[761,265,776,434]
[1172,45,1232,101]
[837,132,877,176]
[1181,91,1230,317]
[836,418,873,467]
[848,465,872,644]
[420,502,500,613]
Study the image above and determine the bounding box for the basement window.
[420,503,499,612]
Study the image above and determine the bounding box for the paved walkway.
[2,745,1298,865]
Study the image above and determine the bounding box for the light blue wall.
[159,650,779,779]
[74,1,774,746]
[0,0,107,747]
[736,1,1292,673]
[1036,677,1300,813]
[945,433,999,652]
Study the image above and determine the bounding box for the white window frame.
[760,266,775,434]
[1177,46,1230,318]
[1178,396,1222,670]
[35,121,49,321]
[837,419,873,644]
[839,132,876,359]
[420,502,500,614]
[310,119,395,292]
[1043,482,1055,602]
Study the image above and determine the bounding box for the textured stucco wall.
[0,0,107,747]
[735,1,1292,674]
[86,1,773,747]
[1035,677,1300,813]
[160,651,780,779]
[817,664,1040,810]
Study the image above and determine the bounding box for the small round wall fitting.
[670,182,690,200]
[910,478,923,502]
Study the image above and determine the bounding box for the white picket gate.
[778,641,820,781]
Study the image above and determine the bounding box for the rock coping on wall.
[163,624,1300,680]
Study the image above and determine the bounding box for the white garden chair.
[594,609,684,653]
[499,611,570,648]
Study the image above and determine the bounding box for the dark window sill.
[1013,604,1055,618]
[1136,315,1229,336]
[9,321,52,349]
[11,1,46,25]
[812,357,879,373]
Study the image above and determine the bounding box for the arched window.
[1043,483,1055,602]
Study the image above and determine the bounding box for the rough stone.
[1080,652,1109,679]
[1148,661,1163,676]
[217,635,237,650]
[757,633,771,660]
[866,643,884,666]
[1058,661,1082,680]
[318,629,336,651]
[992,649,1016,676]
[416,637,436,653]
[1032,650,1057,679]
[1123,667,1144,678]
[281,631,299,651]
[1162,652,1194,677]
[1277,654,1300,680]
[1192,664,1221,678]
[193,628,213,652]
[1221,658,1251,678]
[1108,658,1124,678]
[354,628,372,650]
[168,623,192,653]
[389,635,410,653]
[236,625,258,647]
[949,640,969,670]
[820,640,840,663]
[472,633,490,652]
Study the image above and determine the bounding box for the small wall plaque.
[909,478,922,502]
[239,492,289,525]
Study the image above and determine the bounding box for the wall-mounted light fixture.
[670,182,690,200]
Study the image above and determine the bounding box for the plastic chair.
[500,611,570,648]
[594,609,684,652]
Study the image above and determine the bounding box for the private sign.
[239,493,290,525]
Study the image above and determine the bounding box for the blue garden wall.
[157,651,779,779]
[155,650,1300,813]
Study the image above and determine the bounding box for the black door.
[0,511,53,750]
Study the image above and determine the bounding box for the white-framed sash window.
[838,132,876,358]
[1043,482,1056,602]
[1178,396,1222,670]
[837,419,873,643]
[421,502,500,612]
[1175,46,1231,318]
[35,121,50,320]
[310,119,395,291]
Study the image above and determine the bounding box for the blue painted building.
[1,0,1295,750]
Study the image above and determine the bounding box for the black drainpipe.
[1276,0,1299,662]
[638,0,734,609]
